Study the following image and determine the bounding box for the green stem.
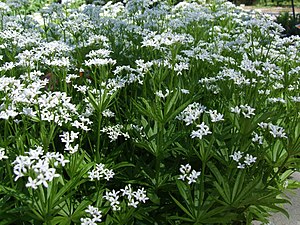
[200,161,206,205]
[155,120,165,190]
[96,113,102,162]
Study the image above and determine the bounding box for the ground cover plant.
[0,0,300,224]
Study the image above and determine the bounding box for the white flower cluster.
[230,151,257,169]
[0,147,8,160]
[141,31,194,50]
[80,205,102,225]
[103,184,149,211]
[155,89,170,99]
[207,109,224,122]
[12,146,69,189]
[88,163,115,181]
[84,48,116,67]
[230,104,255,118]
[252,132,264,145]
[176,102,206,125]
[0,73,92,131]
[190,122,212,140]
[60,131,79,154]
[102,109,115,118]
[178,164,201,184]
[101,124,130,142]
[38,91,78,126]
[258,122,288,139]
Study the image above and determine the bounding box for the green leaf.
[165,98,193,123]
[207,161,224,184]
[112,161,135,170]
[51,162,94,208]
[170,194,194,220]
[175,179,189,201]
[168,215,194,222]
[71,199,92,221]
[165,90,179,116]
[213,181,231,205]
[51,216,71,225]
[231,169,246,203]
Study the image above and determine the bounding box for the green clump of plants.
[0,0,299,224]
[276,12,300,36]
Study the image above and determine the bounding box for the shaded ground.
[240,5,300,14]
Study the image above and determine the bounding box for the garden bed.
[0,0,300,224]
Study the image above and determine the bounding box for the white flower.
[252,132,263,145]
[102,109,115,117]
[231,106,241,114]
[128,198,139,208]
[231,105,255,118]
[176,102,206,126]
[187,170,201,184]
[80,218,97,225]
[0,148,8,160]
[121,184,133,198]
[178,164,201,184]
[103,190,120,211]
[179,164,191,175]
[101,124,129,142]
[133,188,149,203]
[268,124,287,138]
[22,107,37,117]
[190,122,212,139]
[240,104,255,118]
[85,205,102,222]
[88,163,114,181]
[229,151,243,162]
[208,110,224,122]
[25,177,38,189]
[155,89,170,99]
[180,89,190,94]
[244,154,257,166]
[258,122,269,129]
[12,146,67,189]
[237,163,245,169]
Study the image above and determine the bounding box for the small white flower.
[244,154,257,166]
[240,105,255,118]
[22,107,37,117]
[133,188,149,203]
[258,122,269,129]
[237,163,245,169]
[179,164,191,175]
[252,132,263,145]
[268,124,287,138]
[187,170,201,184]
[230,106,241,114]
[88,163,114,181]
[155,89,170,99]
[0,148,8,160]
[25,177,38,189]
[180,89,190,94]
[103,189,120,211]
[80,218,97,225]
[229,151,243,162]
[176,102,206,126]
[208,110,224,122]
[178,164,201,184]
[102,109,115,117]
[190,122,212,139]
[128,198,139,208]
